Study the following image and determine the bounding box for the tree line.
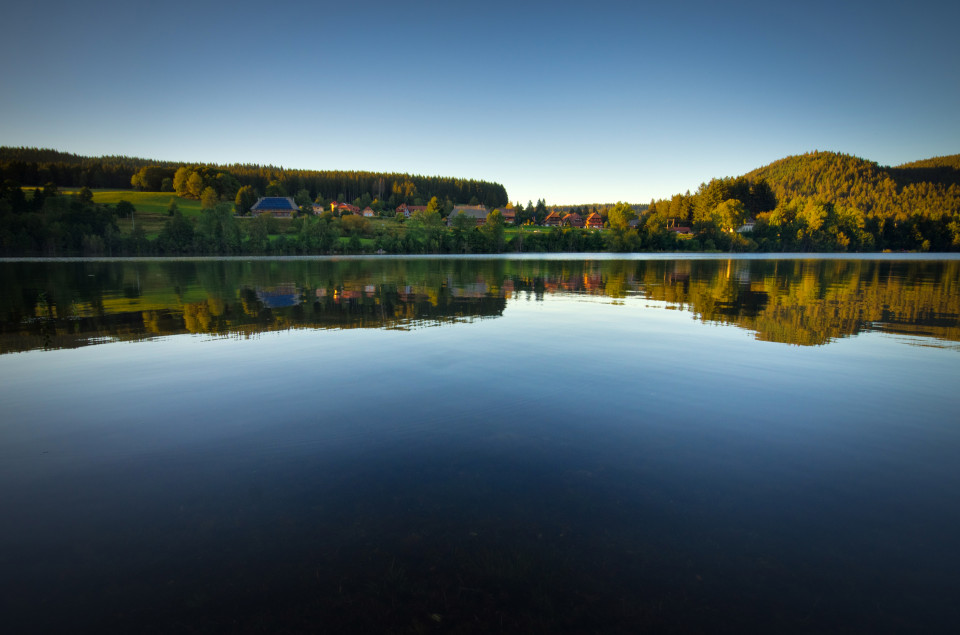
[645,151,960,251]
[4,148,960,255]
[0,146,509,210]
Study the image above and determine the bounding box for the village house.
[585,212,604,229]
[311,203,325,214]
[448,205,488,226]
[250,197,297,218]
[563,212,585,228]
[500,208,516,224]
[395,203,429,218]
[666,218,692,235]
[362,207,376,217]
[544,211,563,227]
[331,202,360,215]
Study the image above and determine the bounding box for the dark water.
[1,255,959,633]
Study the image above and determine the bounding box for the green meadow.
[25,189,304,239]
[24,188,205,238]
[94,190,203,238]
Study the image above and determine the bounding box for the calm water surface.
[1,255,959,633]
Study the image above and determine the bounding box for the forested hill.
[0,147,509,209]
[889,154,960,188]
[742,151,960,220]
[646,151,960,251]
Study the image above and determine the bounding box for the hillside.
[889,154,960,188]
[742,151,960,220]
[646,150,960,251]
[0,146,509,209]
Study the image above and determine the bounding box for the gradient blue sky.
[2,0,957,204]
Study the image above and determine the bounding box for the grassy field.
[25,188,206,237]
[92,191,204,237]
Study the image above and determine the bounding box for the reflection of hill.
[635,259,960,346]
[1,258,958,353]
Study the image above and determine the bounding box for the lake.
[1,255,959,633]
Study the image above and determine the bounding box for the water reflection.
[2,257,959,353]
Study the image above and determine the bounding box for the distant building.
[544,211,563,227]
[395,203,428,218]
[448,205,488,226]
[737,220,756,233]
[585,212,604,229]
[362,207,376,217]
[333,203,360,215]
[250,197,297,218]
[500,209,516,224]
[563,212,584,228]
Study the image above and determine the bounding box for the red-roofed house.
[544,211,563,227]
[585,212,604,229]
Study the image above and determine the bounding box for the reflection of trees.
[635,259,960,346]
[1,258,958,353]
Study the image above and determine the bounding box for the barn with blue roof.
[250,197,298,218]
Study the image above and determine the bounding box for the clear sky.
[1,0,957,205]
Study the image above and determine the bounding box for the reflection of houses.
[450,283,489,298]
[583,270,604,291]
[585,212,604,229]
[544,211,563,227]
[563,212,584,228]
[256,284,300,308]
[448,205,488,226]
[250,197,297,218]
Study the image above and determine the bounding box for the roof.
[251,197,297,211]
[451,205,488,219]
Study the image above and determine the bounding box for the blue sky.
[1,0,957,204]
